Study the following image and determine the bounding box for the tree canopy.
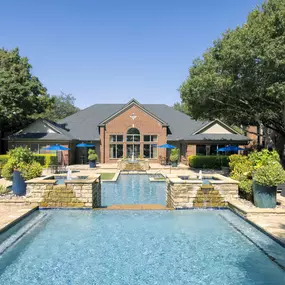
[180,0,285,144]
[0,48,53,132]
[42,92,80,121]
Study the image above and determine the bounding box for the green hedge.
[188,155,229,169]
[0,154,57,168]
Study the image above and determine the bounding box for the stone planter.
[12,170,26,196]
[89,160,96,168]
[253,181,277,208]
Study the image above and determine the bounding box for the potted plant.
[253,162,285,208]
[1,147,42,196]
[170,148,180,167]
[88,149,98,168]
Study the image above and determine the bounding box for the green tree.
[0,48,53,132]
[42,92,80,121]
[180,0,285,154]
[173,102,188,114]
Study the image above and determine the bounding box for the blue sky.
[1,0,264,108]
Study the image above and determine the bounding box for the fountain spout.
[67,168,72,180]
[198,170,203,180]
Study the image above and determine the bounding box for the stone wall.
[26,175,101,208]
[166,175,239,209]
[117,160,150,171]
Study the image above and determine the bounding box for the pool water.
[0,210,285,285]
[51,176,89,185]
[101,174,165,206]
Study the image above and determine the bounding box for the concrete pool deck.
[0,205,38,233]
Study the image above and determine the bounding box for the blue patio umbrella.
[43,144,70,166]
[158,143,176,149]
[76,143,95,164]
[158,144,176,173]
[76,143,95,148]
[43,144,70,151]
[217,145,245,152]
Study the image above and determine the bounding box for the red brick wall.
[100,105,167,163]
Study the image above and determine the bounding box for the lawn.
[100,173,115,180]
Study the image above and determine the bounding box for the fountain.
[198,170,203,180]
[67,168,72,180]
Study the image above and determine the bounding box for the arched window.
[127,128,140,142]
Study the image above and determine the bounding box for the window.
[110,144,123,159]
[143,144,157,159]
[30,143,39,153]
[110,135,123,142]
[144,135,158,142]
[196,145,206,155]
[127,128,140,142]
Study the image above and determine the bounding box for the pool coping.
[0,206,39,235]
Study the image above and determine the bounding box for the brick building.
[6,99,249,164]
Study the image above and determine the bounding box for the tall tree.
[42,92,80,121]
[0,48,53,132]
[173,102,188,114]
[180,0,285,154]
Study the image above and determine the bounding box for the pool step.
[95,204,173,210]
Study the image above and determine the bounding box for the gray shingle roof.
[183,134,249,142]
[58,103,214,141]
[7,133,72,141]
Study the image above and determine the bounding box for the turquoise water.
[101,175,166,206]
[0,210,285,285]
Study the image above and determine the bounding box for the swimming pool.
[101,174,166,206]
[0,209,284,284]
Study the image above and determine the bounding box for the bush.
[88,149,98,161]
[0,155,9,164]
[33,154,57,167]
[230,160,254,181]
[170,148,180,162]
[188,155,229,169]
[20,161,43,181]
[229,154,249,171]
[248,149,280,169]
[239,179,253,201]
[0,185,10,195]
[254,162,285,187]
[1,160,14,180]
[2,147,43,181]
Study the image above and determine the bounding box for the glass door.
[127,144,140,159]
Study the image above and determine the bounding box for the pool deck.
[229,198,285,245]
[0,205,38,234]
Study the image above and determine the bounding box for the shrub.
[1,159,15,180]
[88,149,98,161]
[8,147,34,165]
[20,161,43,181]
[0,185,10,195]
[188,155,229,169]
[229,154,249,171]
[230,160,254,181]
[33,154,57,167]
[2,147,43,181]
[239,179,253,200]
[170,148,180,162]
[248,149,280,169]
[254,162,285,187]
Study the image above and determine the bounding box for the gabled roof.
[192,119,239,135]
[7,119,75,141]
[58,102,209,141]
[8,100,249,144]
[98,98,168,126]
